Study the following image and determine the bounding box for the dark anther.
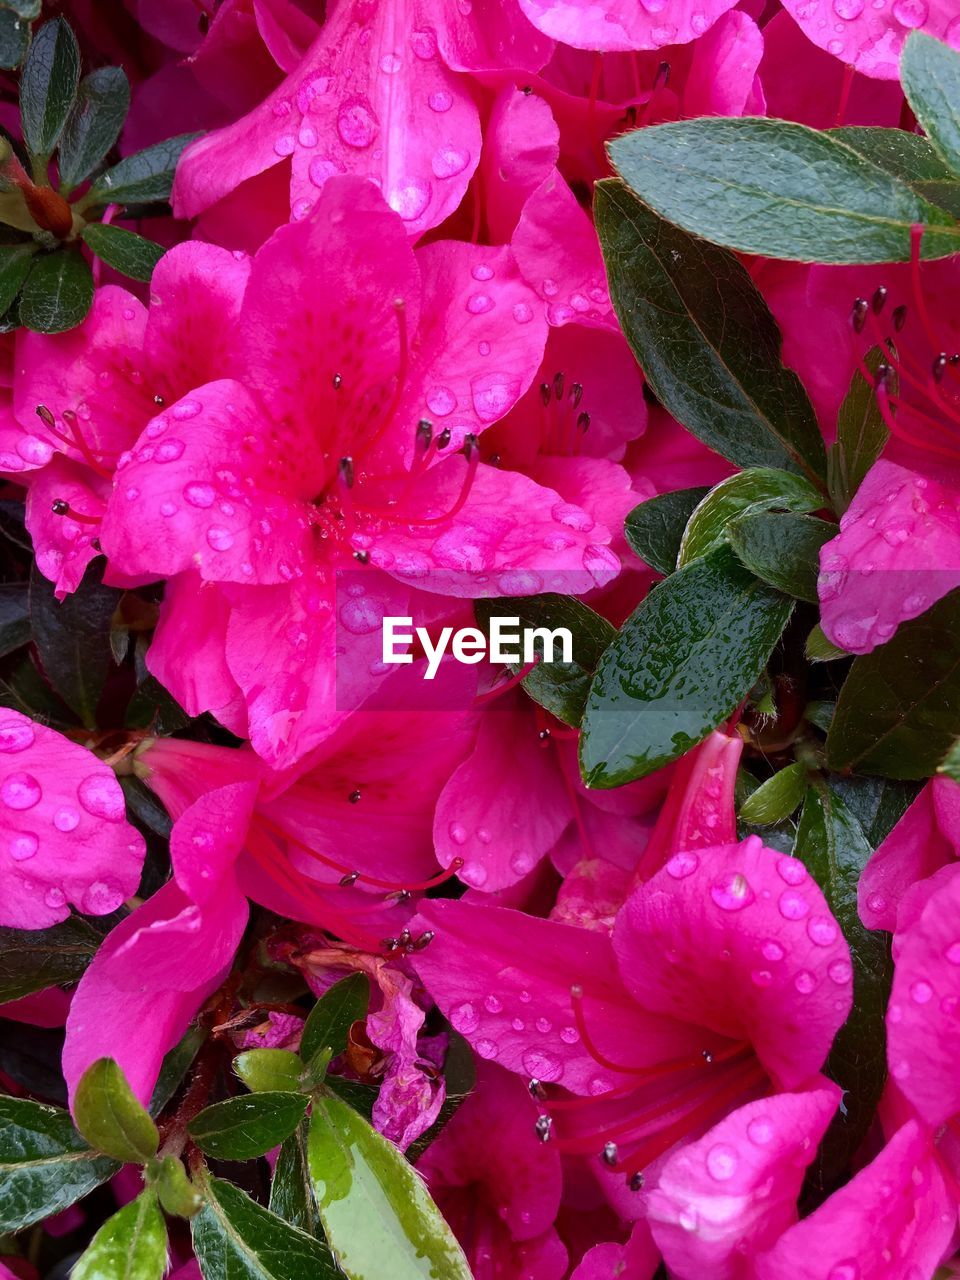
[552,371,564,401]
[488,453,501,466]
[538,728,551,741]
[628,1173,645,1192]
[412,931,434,951]
[198,11,209,34]
[353,550,370,564]
[577,412,591,432]
[654,60,671,90]
[463,433,480,460]
[851,298,868,334]
[528,1078,546,1099]
[399,928,412,947]
[36,405,55,428]
[623,106,637,128]
[601,1142,619,1167]
[437,427,452,450]
[876,362,892,386]
[91,539,101,552]
[393,889,412,904]
[892,304,908,332]
[382,937,401,952]
[339,871,360,887]
[871,285,887,314]
[51,499,70,516]
[332,373,343,390]
[933,353,948,384]
[348,788,361,804]
[570,382,584,408]
[539,382,551,407]
[415,419,433,451]
[338,456,355,489]
[153,394,165,407]
[951,354,960,366]
[522,85,533,95]
[702,1050,714,1064]
[534,1115,553,1142]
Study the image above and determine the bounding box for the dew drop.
[432,146,470,179]
[747,1116,774,1145]
[521,1050,562,1082]
[475,1038,498,1059]
[172,398,202,421]
[9,832,38,861]
[777,856,807,886]
[451,1001,479,1033]
[828,958,852,984]
[1,772,41,810]
[710,871,755,911]
[706,1143,738,1181]
[0,721,34,753]
[910,980,933,1004]
[483,994,502,1014]
[184,483,216,509]
[778,890,810,921]
[466,293,494,315]
[794,970,816,994]
[78,773,125,821]
[44,887,65,909]
[82,880,125,914]
[946,942,960,964]
[53,806,79,832]
[337,96,378,148]
[206,526,234,552]
[891,0,928,26]
[512,301,533,324]
[559,1026,579,1044]
[666,851,699,879]
[807,915,838,946]
[426,386,456,417]
[427,89,453,112]
[762,940,785,962]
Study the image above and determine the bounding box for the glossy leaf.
[739,763,807,826]
[795,787,891,1188]
[300,973,369,1067]
[0,912,101,1002]
[19,17,80,160]
[901,33,960,178]
[727,512,836,603]
[608,117,960,263]
[826,588,960,778]
[308,1093,471,1280]
[0,9,30,68]
[474,594,616,726]
[827,348,891,512]
[595,182,826,482]
[0,582,30,656]
[149,1024,205,1117]
[19,249,93,334]
[827,775,917,848]
[81,222,164,283]
[830,127,960,217]
[58,66,131,190]
[85,133,200,208]
[580,546,794,787]
[73,1190,167,1280]
[270,1120,321,1236]
[0,1095,119,1230]
[0,243,36,317]
[624,487,709,575]
[678,469,823,567]
[189,1092,308,1162]
[74,1057,159,1163]
[234,1048,303,1095]
[193,1175,340,1280]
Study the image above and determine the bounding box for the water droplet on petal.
[389,179,431,222]
[892,0,927,26]
[427,89,452,112]
[206,526,234,552]
[426,386,457,417]
[666,851,699,879]
[521,1049,562,1082]
[747,1116,774,1145]
[706,1143,738,1180]
[828,958,852,984]
[184,483,215,509]
[0,721,34,753]
[911,980,933,1004]
[78,773,125,821]
[172,398,202,421]
[82,879,125,914]
[779,890,810,921]
[337,96,378,148]
[807,915,838,946]
[777,856,807,886]
[54,806,79,832]
[795,970,816,994]
[762,940,784,962]
[1,772,41,810]
[451,1002,479,1034]
[512,302,533,324]
[9,832,38,860]
[710,871,755,911]
[432,146,470,178]
[475,1038,498,1059]
[44,886,65,909]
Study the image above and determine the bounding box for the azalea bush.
[2,1,960,1278]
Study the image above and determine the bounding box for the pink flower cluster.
[2,1,960,1277]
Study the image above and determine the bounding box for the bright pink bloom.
[569,1222,660,1280]
[415,837,851,1200]
[778,0,960,79]
[0,711,144,930]
[417,1061,568,1279]
[516,0,739,52]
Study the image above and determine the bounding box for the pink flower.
[415,837,851,1201]
[0,711,144,930]
[778,0,960,80]
[515,0,740,52]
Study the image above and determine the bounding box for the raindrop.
[710,871,755,911]
[706,1143,738,1181]
[666,851,699,879]
[184,483,216,508]
[521,1050,562,1082]
[1,773,41,810]
[206,527,234,552]
[78,774,125,821]
[779,890,810,921]
[0,721,34,753]
[432,146,470,178]
[451,1002,479,1033]
[9,832,38,861]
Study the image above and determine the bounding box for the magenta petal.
[24,457,108,598]
[683,11,764,117]
[170,781,260,905]
[570,1225,659,1280]
[435,0,555,71]
[516,0,738,51]
[0,712,144,930]
[779,0,960,80]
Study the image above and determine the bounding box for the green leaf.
[473,594,616,727]
[300,973,369,1067]
[830,126,960,217]
[727,512,836,603]
[795,787,891,1187]
[308,1093,471,1280]
[81,222,164,283]
[192,1175,340,1280]
[154,1155,203,1219]
[608,117,960,264]
[0,242,34,316]
[19,17,80,161]
[270,1121,320,1236]
[805,623,849,664]
[2,0,41,18]
[234,1048,303,1095]
[19,249,93,333]
[0,582,30,658]
[624,487,710,575]
[29,560,119,727]
[827,349,891,512]
[58,66,130,190]
[595,183,827,482]
[0,912,101,1002]
[73,1057,159,1163]
[826,588,960,778]
[580,546,794,787]
[678,469,823,567]
[84,133,200,208]
[901,33,960,178]
[827,774,917,847]
[0,8,29,68]
[0,1095,120,1230]
[189,1093,308,1162]
[739,763,807,826]
[149,1024,205,1117]
[73,1190,167,1280]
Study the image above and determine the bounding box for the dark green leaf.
[19,18,80,160]
[0,912,101,1002]
[827,774,917,848]
[828,348,891,512]
[0,1095,119,1230]
[727,512,835,603]
[122,775,173,841]
[795,787,891,1188]
[474,594,616,727]
[149,1024,206,1117]
[624,487,709,575]
[0,242,35,315]
[739,762,807,826]
[901,33,960,178]
[0,9,29,68]
[189,1092,308,1162]
[826,589,960,778]
[73,1190,167,1280]
[85,133,200,208]
[595,183,827,482]
[1,0,41,19]
[234,1048,303,1095]
[19,249,93,333]
[81,222,164,283]
[126,671,192,734]
[805,623,848,664]
[29,560,119,727]
[300,973,369,1067]
[58,66,130,190]
[0,582,30,657]
[580,546,794,787]
[322,1077,377,1121]
[608,117,960,263]
[679,469,823,567]
[406,1031,476,1162]
[830,126,960,217]
[805,700,836,734]
[192,1175,339,1280]
[270,1121,320,1236]
[73,1057,159,1163]
[308,1094,471,1280]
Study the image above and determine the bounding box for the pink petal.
[24,457,108,598]
[253,0,321,73]
[137,736,262,823]
[169,781,260,905]
[0,712,145,930]
[683,11,764,117]
[818,460,960,654]
[516,0,738,51]
[613,837,853,1088]
[647,1087,840,1280]
[779,0,960,80]
[570,1224,660,1280]
[434,0,555,71]
[479,86,559,244]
